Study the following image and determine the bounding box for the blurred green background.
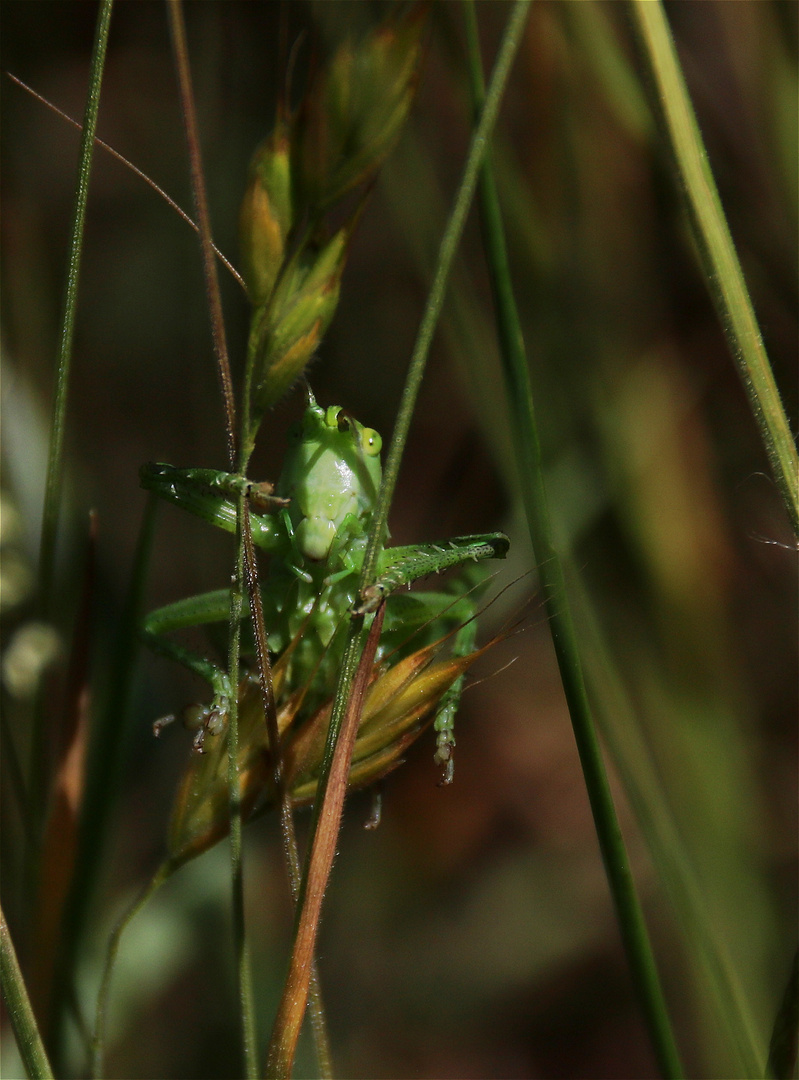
[1,2,796,1077]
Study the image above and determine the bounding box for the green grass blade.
[265,5,532,1072]
[630,0,798,539]
[37,0,114,607]
[314,0,531,932]
[166,1,237,469]
[26,0,113,988]
[572,576,765,1078]
[357,0,532,594]
[90,861,174,1078]
[325,0,531,921]
[19,1,113,1062]
[48,495,158,1069]
[462,4,683,1077]
[226,495,257,1079]
[1,903,54,1080]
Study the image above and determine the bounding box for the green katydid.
[141,386,508,790]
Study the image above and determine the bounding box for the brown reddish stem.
[265,604,386,1078]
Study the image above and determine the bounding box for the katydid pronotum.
[141,387,509,789]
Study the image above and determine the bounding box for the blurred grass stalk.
[630,0,798,540]
[36,0,113,608]
[27,0,113,894]
[1,904,53,1080]
[14,0,114,1071]
[463,3,684,1077]
[573,575,765,1078]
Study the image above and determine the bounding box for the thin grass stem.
[357,0,532,594]
[167,5,259,1072]
[265,606,385,1078]
[5,74,246,293]
[1,904,53,1080]
[630,0,798,539]
[168,2,333,1069]
[37,0,113,609]
[264,4,531,1074]
[241,508,333,1077]
[227,497,258,1079]
[27,0,113,997]
[167,0,237,468]
[90,861,174,1078]
[462,4,683,1077]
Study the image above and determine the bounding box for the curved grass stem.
[6,73,246,292]
[241,507,333,1076]
[630,0,798,539]
[91,861,173,1078]
[358,0,533,593]
[462,3,683,1076]
[264,4,532,1075]
[28,2,113,1035]
[37,0,113,608]
[1,904,53,1080]
[167,4,255,1073]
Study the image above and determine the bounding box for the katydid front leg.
[140,463,289,749]
[142,590,241,751]
[140,463,287,551]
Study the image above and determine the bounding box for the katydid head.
[278,400,382,561]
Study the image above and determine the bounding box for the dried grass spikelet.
[239,4,428,429]
[167,625,494,867]
[249,220,353,414]
[238,120,292,307]
[296,4,428,211]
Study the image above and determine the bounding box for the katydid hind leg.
[359,532,508,613]
[432,615,478,785]
[374,546,496,782]
[141,590,238,749]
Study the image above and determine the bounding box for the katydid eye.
[362,428,381,456]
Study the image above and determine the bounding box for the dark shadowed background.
[1,2,796,1077]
